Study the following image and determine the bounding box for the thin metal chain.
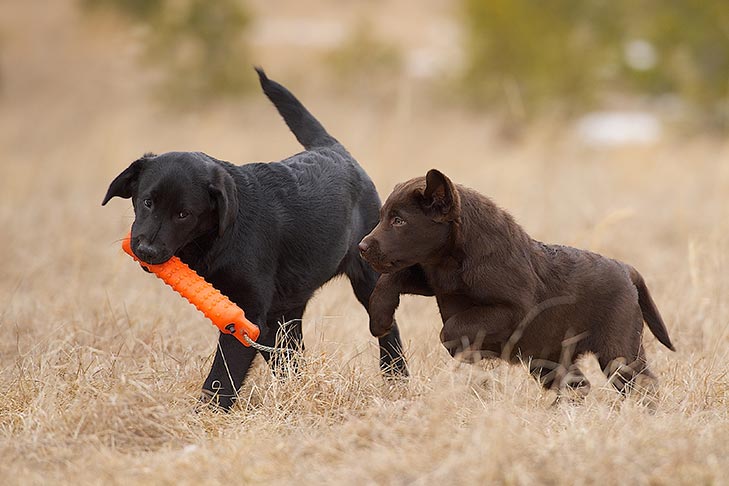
[241,333,296,354]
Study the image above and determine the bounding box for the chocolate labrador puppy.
[359,169,674,398]
[103,69,407,410]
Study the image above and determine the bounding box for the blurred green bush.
[462,0,729,126]
[326,20,402,84]
[83,0,251,103]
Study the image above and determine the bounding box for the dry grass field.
[2,2,729,484]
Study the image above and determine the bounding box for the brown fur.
[359,169,674,397]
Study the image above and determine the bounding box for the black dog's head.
[102,152,238,264]
[359,169,461,273]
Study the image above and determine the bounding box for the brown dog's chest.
[435,293,478,323]
[422,258,467,295]
[422,259,485,323]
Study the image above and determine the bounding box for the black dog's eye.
[391,216,406,227]
[143,199,153,209]
[178,210,189,220]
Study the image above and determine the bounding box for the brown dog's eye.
[143,199,153,209]
[178,210,189,220]
[391,216,406,227]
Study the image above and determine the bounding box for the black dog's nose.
[358,241,370,253]
[135,241,163,264]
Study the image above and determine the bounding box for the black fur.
[103,69,408,410]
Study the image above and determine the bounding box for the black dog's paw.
[378,323,409,378]
[380,355,409,379]
[196,388,235,413]
[379,345,409,378]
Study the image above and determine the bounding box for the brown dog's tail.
[629,266,675,351]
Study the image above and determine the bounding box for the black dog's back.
[236,69,381,304]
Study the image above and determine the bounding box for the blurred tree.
[462,0,620,117]
[83,0,252,104]
[326,20,402,85]
[84,0,164,19]
[624,0,729,122]
[462,0,729,127]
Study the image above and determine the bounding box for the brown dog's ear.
[208,166,238,237]
[101,154,154,205]
[422,169,460,221]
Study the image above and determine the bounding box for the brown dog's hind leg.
[530,361,591,402]
[440,305,515,362]
[558,364,591,401]
[601,345,659,406]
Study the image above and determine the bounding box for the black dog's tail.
[629,266,676,351]
[255,67,338,150]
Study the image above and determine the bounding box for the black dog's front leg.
[201,307,270,411]
[201,331,259,410]
[257,306,306,377]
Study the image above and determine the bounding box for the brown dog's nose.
[358,240,370,253]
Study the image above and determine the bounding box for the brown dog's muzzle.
[359,236,398,273]
[358,236,378,262]
[357,239,371,256]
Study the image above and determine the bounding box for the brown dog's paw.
[369,302,396,337]
[370,318,395,338]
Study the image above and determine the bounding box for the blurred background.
[4,0,729,134]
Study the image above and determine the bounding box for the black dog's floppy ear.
[101,154,154,205]
[209,166,238,237]
[422,169,460,221]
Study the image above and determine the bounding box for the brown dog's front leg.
[369,266,433,337]
[369,274,404,337]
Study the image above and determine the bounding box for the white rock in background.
[576,111,662,147]
[624,39,658,71]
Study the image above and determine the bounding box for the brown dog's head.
[359,169,461,273]
[102,152,238,264]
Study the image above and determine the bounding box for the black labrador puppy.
[102,68,408,410]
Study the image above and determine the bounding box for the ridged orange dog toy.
[121,232,260,346]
